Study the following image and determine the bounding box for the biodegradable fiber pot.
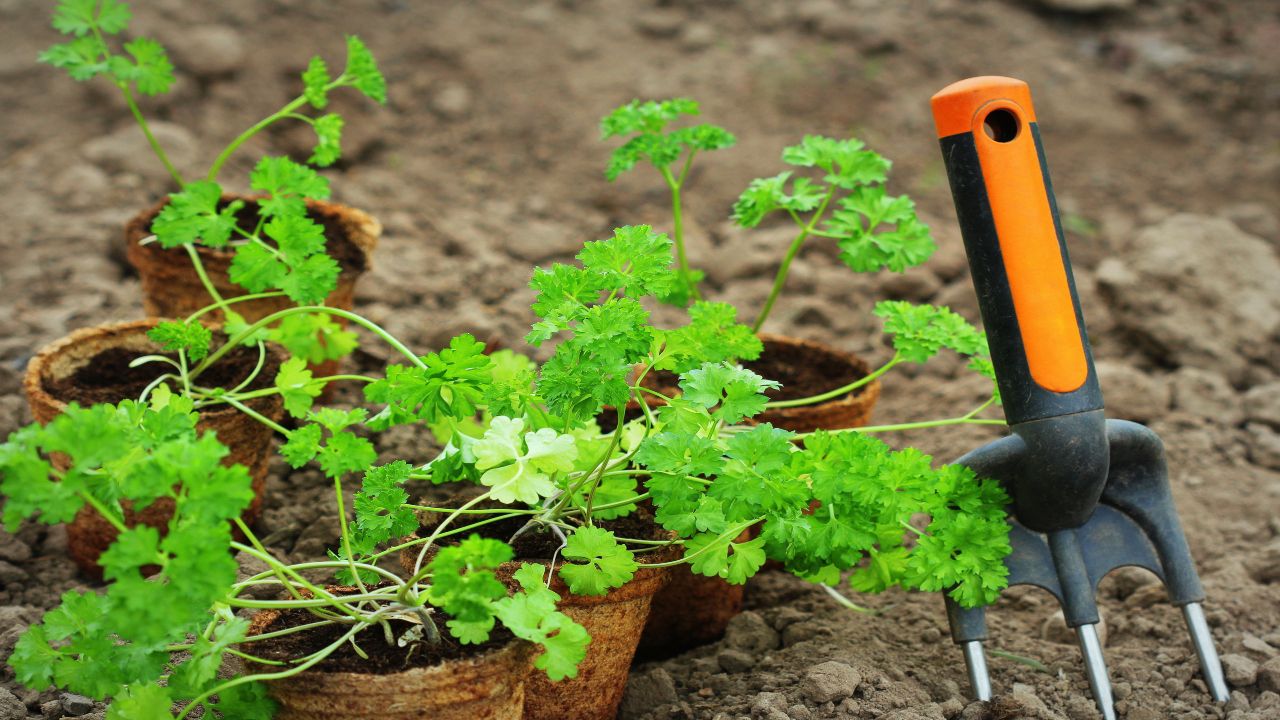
[244,609,531,720]
[125,194,380,321]
[401,522,678,720]
[746,333,881,433]
[125,195,380,381]
[636,526,750,660]
[22,319,285,578]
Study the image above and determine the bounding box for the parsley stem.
[192,305,426,382]
[752,186,837,332]
[765,354,900,409]
[365,511,527,563]
[182,291,288,325]
[221,396,289,435]
[207,94,308,182]
[231,523,313,604]
[121,84,185,187]
[660,164,700,302]
[797,399,1005,437]
[177,621,369,719]
[77,491,127,534]
[214,374,377,403]
[182,243,229,311]
[635,518,760,569]
[407,491,494,582]
[332,475,369,596]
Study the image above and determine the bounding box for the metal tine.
[1183,603,1229,702]
[1076,623,1116,720]
[961,641,992,701]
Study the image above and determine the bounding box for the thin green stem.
[192,306,425,381]
[183,292,288,325]
[752,186,837,332]
[78,492,127,534]
[332,475,368,595]
[182,243,228,310]
[222,396,289,435]
[766,355,901,409]
[635,518,759,569]
[798,398,1005,437]
[121,85,184,187]
[660,165,700,302]
[207,95,307,182]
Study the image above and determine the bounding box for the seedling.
[40,0,387,366]
[3,223,1013,717]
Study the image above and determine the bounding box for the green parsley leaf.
[302,55,330,109]
[52,0,131,37]
[559,527,637,596]
[118,38,174,96]
[494,563,590,681]
[874,301,985,363]
[657,301,762,373]
[146,320,212,362]
[250,157,331,217]
[678,362,779,424]
[150,182,242,249]
[39,36,109,81]
[685,533,766,584]
[309,113,344,167]
[343,35,386,105]
[274,357,324,418]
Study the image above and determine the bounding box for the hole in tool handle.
[982,108,1020,143]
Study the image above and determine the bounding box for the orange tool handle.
[931,77,1102,425]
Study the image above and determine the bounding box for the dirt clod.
[801,661,861,703]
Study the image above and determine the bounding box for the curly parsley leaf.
[39,36,109,81]
[685,533,766,584]
[874,301,986,363]
[151,182,242,249]
[250,156,331,218]
[781,135,890,189]
[364,334,494,430]
[425,535,512,643]
[52,0,131,37]
[115,37,174,96]
[494,563,590,681]
[309,113,344,167]
[268,313,357,365]
[559,526,637,596]
[146,320,211,362]
[302,55,331,109]
[657,301,762,374]
[827,186,935,273]
[730,172,827,228]
[343,35,386,105]
[679,362,779,424]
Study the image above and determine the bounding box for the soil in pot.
[125,195,381,383]
[23,320,285,579]
[638,333,880,434]
[246,604,530,720]
[409,503,678,720]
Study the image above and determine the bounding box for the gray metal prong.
[1076,624,1116,720]
[961,640,992,701]
[1182,603,1229,702]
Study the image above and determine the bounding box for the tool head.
[930,77,1228,717]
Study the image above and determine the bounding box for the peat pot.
[22,319,284,578]
[125,194,380,379]
[245,608,531,720]
[403,512,678,720]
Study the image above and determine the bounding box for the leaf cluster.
[600,99,736,182]
[732,135,936,274]
[0,397,264,713]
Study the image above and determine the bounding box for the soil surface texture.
[1,1,1278,719]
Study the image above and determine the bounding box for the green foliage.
[679,363,779,425]
[655,302,763,374]
[425,535,513,643]
[600,98,735,181]
[146,320,212,362]
[473,417,577,504]
[274,357,325,419]
[343,35,387,105]
[494,564,590,681]
[41,0,175,98]
[732,135,936,275]
[279,408,377,479]
[364,334,494,430]
[558,526,637,595]
[0,399,255,701]
[150,182,242,249]
[267,313,358,365]
[873,301,986,363]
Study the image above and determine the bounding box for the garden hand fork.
[930,77,1229,719]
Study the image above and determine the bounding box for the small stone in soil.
[60,693,94,716]
[41,698,64,719]
[717,648,757,673]
[1259,656,1280,692]
[618,668,678,720]
[1221,653,1259,686]
[802,661,861,704]
[723,611,780,653]
[0,688,24,720]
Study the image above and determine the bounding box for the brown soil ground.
[1,1,1277,719]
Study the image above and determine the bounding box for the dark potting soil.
[742,338,867,403]
[44,343,279,406]
[251,605,515,674]
[422,502,667,561]
[634,337,869,410]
